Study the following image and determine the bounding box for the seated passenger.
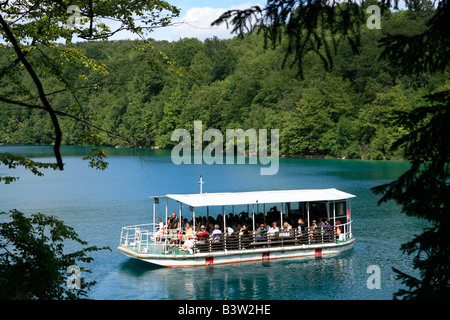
[296,218,303,237]
[323,219,331,235]
[255,224,267,240]
[335,220,344,240]
[268,222,279,237]
[181,235,196,252]
[240,224,249,237]
[196,225,208,241]
[212,224,222,243]
[309,220,318,241]
[225,226,234,237]
[318,218,325,229]
[182,222,194,241]
[283,221,292,231]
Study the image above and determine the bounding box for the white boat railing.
[119,223,162,253]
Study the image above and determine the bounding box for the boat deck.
[119,225,350,257]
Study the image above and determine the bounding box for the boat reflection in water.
[114,250,356,300]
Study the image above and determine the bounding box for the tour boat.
[118,179,356,267]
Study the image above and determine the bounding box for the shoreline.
[0,143,407,162]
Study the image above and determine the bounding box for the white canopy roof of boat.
[163,188,355,208]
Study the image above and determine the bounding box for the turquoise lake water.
[0,145,424,300]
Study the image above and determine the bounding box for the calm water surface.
[0,145,424,300]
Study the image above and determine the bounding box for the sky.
[110,0,264,42]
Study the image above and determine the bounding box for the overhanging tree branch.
[0,96,134,144]
[0,13,64,170]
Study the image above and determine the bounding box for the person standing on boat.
[155,219,165,242]
[168,212,179,244]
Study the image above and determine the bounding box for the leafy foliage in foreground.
[372,90,450,300]
[0,210,110,300]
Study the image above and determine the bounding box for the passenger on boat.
[268,221,279,237]
[183,222,194,241]
[297,218,306,229]
[323,219,331,234]
[240,224,251,248]
[212,224,222,243]
[181,234,196,252]
[255,223,267,240]
[225,226,234,237]
[296,218,303,237]
[283,221,292,231]
[196,225,208,241]
[335,220,344,240]
[156,219,165,242]
[207,223,214,235]
[239,224,250,236]
[309,220,318,242]
[168,212,179,244]
[318,218,325,230]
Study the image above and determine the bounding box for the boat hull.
[118,238,354,267]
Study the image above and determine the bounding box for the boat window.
[310,202,328,220]
[328,201,347,215]
[288,202,300,213]
[337,201,346,216]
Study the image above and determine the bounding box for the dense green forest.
[0,6,448,160]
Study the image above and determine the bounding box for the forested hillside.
[1,6,447,160]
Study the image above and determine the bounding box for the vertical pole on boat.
[199,175,204,194]
[348,199,352,238]
[223,206,226,231]
[193,207,196,233]
[307,201,310,229]
[223,205,227,250]
[153,198,156,233]
[179,201,182,245]
[306,201,311,243]
[253,202,256,233]
[164,197,168,229]
[165,197,168,237]
[326,201,330,222]
[333,200,336,227]
[280,203,284,229]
